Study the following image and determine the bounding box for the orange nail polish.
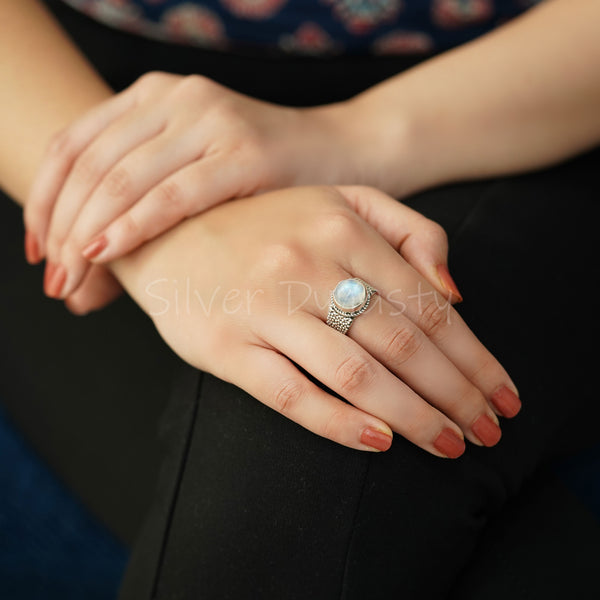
[82,234,108,260]
[360,427,393,452]
[25,231,41,264]
[436,265,463,303]
[45,264,67,298]
[472,414,502,447]
[491,385,521,418]
[433,428,465,458]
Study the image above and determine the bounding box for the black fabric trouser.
[1,1,599,598]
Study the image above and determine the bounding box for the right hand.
[116,185,520,458]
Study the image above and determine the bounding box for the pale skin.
[116,184,520,457]
[7,0,597,453]
[19,0,600,300]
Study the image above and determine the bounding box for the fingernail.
[82,234,108,260]
[25,231,41,264]
[433,428,465,458]
[491,385,521,418]
[472,414,502,447]
[45,263,67,298]
[360,426,393,452]
[436,265,463,303]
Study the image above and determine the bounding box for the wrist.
[298,99,401,190]
[305,93,432,198]
[345,89,440,198]
[108,213,207,317]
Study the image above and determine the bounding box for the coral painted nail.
[472,414,502,447]
[436,264,463,302]
[433,428,466,458]
[360,427,393,452]
[491,386,521,418]
[25,231,41,264]
[82,234,108,260]
[45,264,67,298]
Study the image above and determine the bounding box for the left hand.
[24,71,364,299]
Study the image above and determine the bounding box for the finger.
[346,229,521,424]
[44,106,168,266]
[84,154,247,263]
[64,265,123,316]
[71,125,205,253]
[336,185,462,303]
[24,91,136,260]
[227,344,395,452]
[257,311,466,459]
[57,127,207,298]
[346,293,500,447]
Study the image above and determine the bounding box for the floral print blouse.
[60,0,541,56]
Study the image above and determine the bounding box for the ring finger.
[256,309,467,459]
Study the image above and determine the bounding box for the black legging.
[1,2,599,599]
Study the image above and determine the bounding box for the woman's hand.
[112,185,520,458]
[24,72,367,299]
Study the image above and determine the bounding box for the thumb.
[64,265,124,315]
[336,185,463,303]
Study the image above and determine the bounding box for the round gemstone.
[333,279,366,311]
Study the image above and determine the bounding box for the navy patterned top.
[61,0,541,56]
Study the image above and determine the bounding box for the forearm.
[0,0,112,204]
[0,0,146,294]
[350,0,600,196]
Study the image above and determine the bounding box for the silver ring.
[326,278,378,334]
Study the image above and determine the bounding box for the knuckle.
[273,379,304,416]
[213,101,239,123]
[429,221,448,244]
[176,74,213,98]
[382,325,423,367]
[136,70,168,89]
[402,407,434,442]
[235,134,266,161]
[447,385,488,422]
[317,208,364,247]
[252,242,309,280]
[320,408,346,441]
[120,211,141,238]
[425,220,448,249]
[155,179,186,212]
[335,355,375,396]
[71,151,100,184]
[49,230,67,252]
[418,299,450,338]
[46,129,74,162]
[70,227,92,251]
[466,355,496,383]
[102,166,133,200]
[60,237,80,260]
